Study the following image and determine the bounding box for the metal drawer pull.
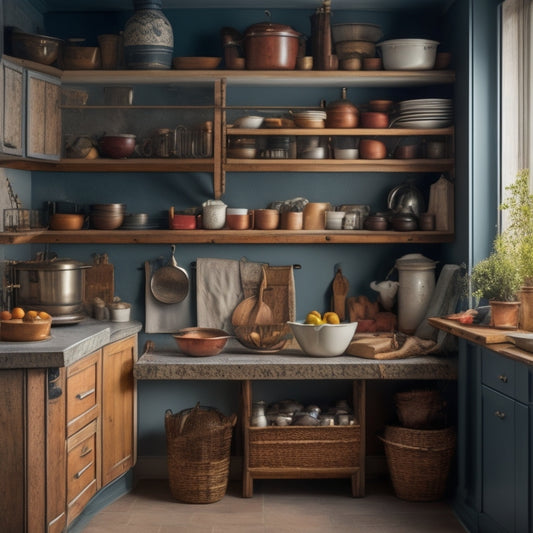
[74,461,93,479]
[76,388,95,400]
[79,445,92,458]
[498,375,508,383]
[494,410,506,419]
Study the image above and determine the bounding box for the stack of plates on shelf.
[390,98,453,129]
[293,110,327,128]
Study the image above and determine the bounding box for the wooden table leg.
[241,380,253,497]
[352,379,366,497]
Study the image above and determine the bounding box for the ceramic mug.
[280,211,303,230]
[226,209,251,230]
[254,209,279,230]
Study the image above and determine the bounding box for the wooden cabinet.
[455,340,533,533]
[0,334,136,532]
[26,70,61,160]
[101,335,137,486]
[0,59,25,157]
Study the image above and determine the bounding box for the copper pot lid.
[327,88,358,113]
[244,22,300,39]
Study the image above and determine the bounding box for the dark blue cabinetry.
[455,339,533,533]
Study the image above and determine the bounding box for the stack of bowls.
[332,23,383,66]
[90,203,126,230]
[293,110,327,129]
[227,137,256,159]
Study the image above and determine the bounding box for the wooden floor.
[80,477,467,532]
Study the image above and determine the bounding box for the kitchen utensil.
[335,40,376,59]
[377,39,439,70]
[62,45,101,69]
[98,34,120,69]
[172,327,231,356]
[310,0,334,70]
[303,202,331,229]
[287,321,358,356]
[244,21,300,70]
[332,23,383,44]
[325,211,345,229]
[363,57,382,70]
[98,134,136,159]
[419,212,436,231]
[49,213,85,230]
[90,211,124,230]
[150,245,189,304]
[84,253,114,307]
[326,88,359,128]
[369,100,393,112]
[332,268,349,320]
[427,175,454,231]
[226,209,251,230]
[233,116,264,128]
[0,318,52,342]
[231,267,273,326]
[172,56,221,69]
[15,257,92,324]
[108,302,131,322]
[253,209,279,230]
[339,55,362,71]
[387,182,425,216]
[359,139,387,159]
[233,323,290,351]
[360,111,389,128]
[10,30,63,65]
[202,199,226,229]
[391,213,418,231]
[296,56,313,70]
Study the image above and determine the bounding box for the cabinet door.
[1,59,25,156]
[26,70,61,160]
[101,335,137,486]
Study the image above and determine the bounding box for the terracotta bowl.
[359,139,387,159]
[98,135,136,159]
[173,327,231,356]
[360,111,389,128]
[253,209,279,230]
[0,318,52,342]
[49,213,85,230]
[369,99,394,113]
[62,45,101,69]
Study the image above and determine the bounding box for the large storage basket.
[379,425,456,501]
[165,405,237,504]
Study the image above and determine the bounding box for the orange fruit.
[0,310,12,320]
[26,310,39,319]
[38,311,51,320]
[11,307,25,319]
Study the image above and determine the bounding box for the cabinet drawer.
[66,350,100,436]
[482,348,516,396]
[67,420,98,513]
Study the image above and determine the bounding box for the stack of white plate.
[390,98,453,129]
[293,110,327,128]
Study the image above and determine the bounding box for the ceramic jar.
[123,0,174,69]
[395,253,437,334]
[202,199,227,229]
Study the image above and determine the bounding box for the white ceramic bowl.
[325,211,346,230]
[334,148,359,160]
[287,321,358,356]
[377,39,439,70]
[234,115,264,128]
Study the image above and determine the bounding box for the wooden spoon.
[231,267,273,327]
[332,268,349,320]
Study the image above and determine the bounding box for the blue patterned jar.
[123,0,174,69]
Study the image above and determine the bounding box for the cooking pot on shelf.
[244,21,301,70]
[387,182,425,217]
[14,257,92,324]
[326,88,359,128]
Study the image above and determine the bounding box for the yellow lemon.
[305,313,324,325]
[309,310,322,319]
[323,312,341,324]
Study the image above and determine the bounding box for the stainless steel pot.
[14,258,92,324]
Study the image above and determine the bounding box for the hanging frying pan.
[150,245,189,304]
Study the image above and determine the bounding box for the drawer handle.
[79,445,92,458]
[76,388,95,400]
[74,461,93,479]
[498,375,508,383]
[494,410,506,419]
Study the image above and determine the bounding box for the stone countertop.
[0,318,142,369]
[134,340,457,381]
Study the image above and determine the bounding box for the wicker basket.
[379,425,456,501]
[165,405,237,504]
[394,389,447,429]
[248,425,361,469]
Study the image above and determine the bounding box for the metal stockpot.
[14,258,92,323]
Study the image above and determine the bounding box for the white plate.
[394,119,453,128]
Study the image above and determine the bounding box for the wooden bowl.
[62,46,101,69]
[49,213,85,230]
[11,31,63,65]
[173,327,230,356]
[173,57,221,70]
[1,318,52,342]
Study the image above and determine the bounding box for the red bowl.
[98,134,136,159]
[170,214,197,230]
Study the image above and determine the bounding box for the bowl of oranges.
[0,307,52,342]
[287,310,358,357]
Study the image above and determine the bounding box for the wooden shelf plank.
[0,229,454,245]
[227,127,454,136]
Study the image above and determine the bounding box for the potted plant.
[499,168,533,329]
[470,234,522,328]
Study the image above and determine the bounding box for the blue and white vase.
[123,0,174,69]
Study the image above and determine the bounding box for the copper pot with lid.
[326,88,359,128]
[244,21,301,70]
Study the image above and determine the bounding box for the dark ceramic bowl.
[98,135,136,159]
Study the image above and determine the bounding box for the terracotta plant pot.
[519,286,533,330]
[490,300,520,329]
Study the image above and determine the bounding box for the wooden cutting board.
[84,253,114,306]
[428,317,515,345]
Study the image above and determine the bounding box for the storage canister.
[244,22,301,70]
[395,253,437,334]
